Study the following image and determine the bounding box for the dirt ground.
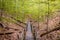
[0,11,60,40]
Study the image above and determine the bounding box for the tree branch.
[40,23,60,37]
[0,32,14,35]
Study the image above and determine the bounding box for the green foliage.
[0,17,2,21]
[0,0,60,22]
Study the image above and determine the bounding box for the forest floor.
[37,11,60,40]
[0,11,60,40]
